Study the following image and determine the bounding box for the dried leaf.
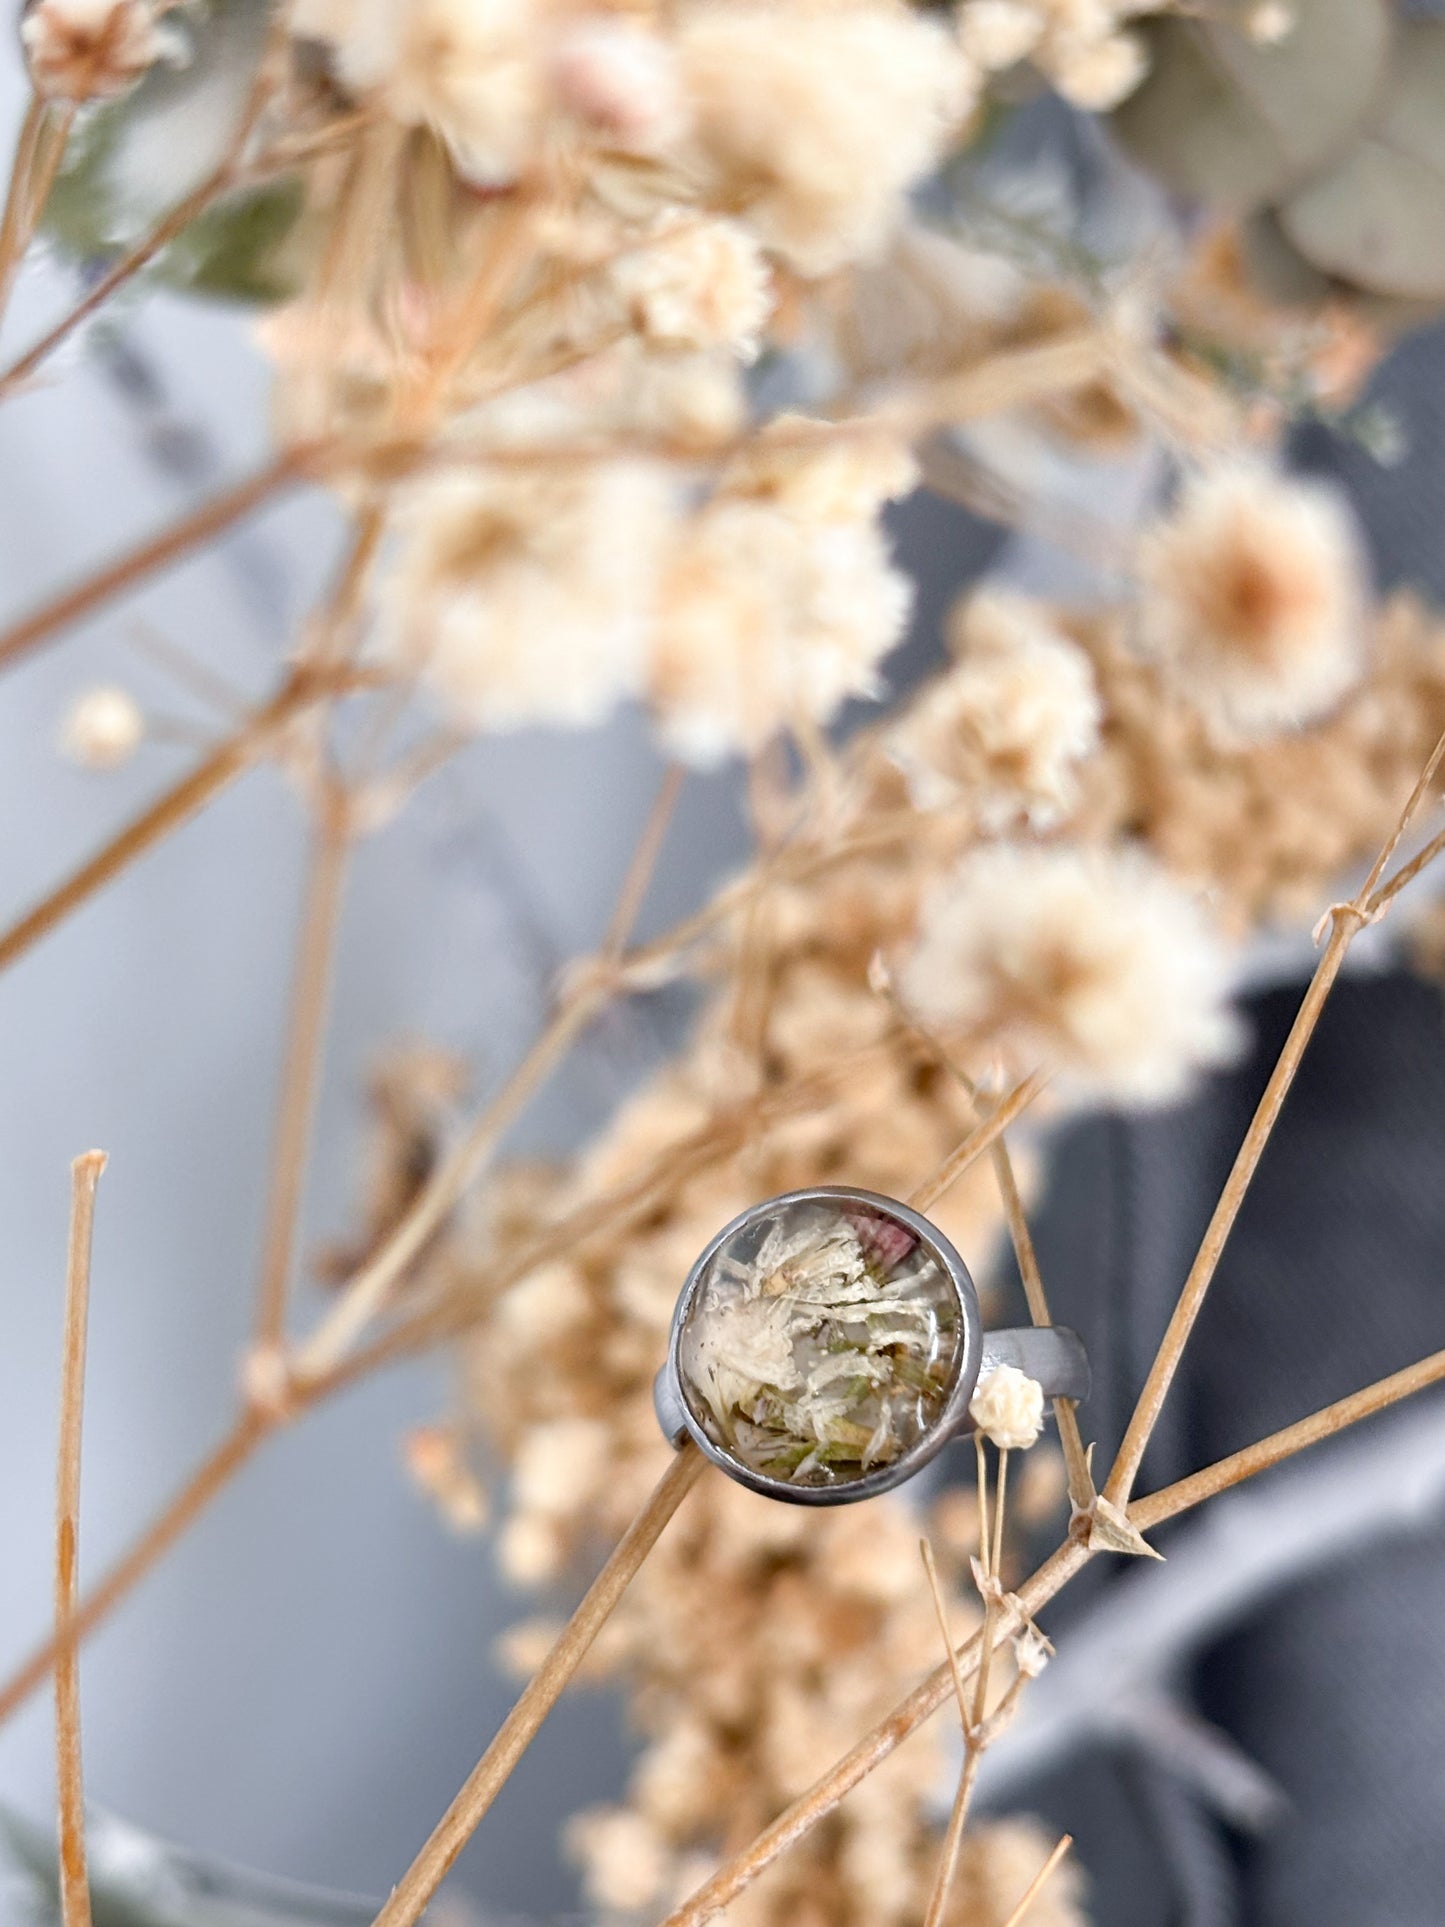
[1278,24,1445,301]
[1088,1495,1164,1560]
[1111,0,1392,212]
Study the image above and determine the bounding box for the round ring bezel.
[663,1184,984,1506]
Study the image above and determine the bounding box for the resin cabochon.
[675,1192,967,1492]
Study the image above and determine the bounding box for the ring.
[654,1185,1089,1506]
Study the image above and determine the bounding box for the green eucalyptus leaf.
[1111,0,1393,211]
[1278,23,1445,301]
[42,0,306,305]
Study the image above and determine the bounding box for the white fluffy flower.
[293,0,542,184]
[610,215,773,361]
[651,500,912,764]
[892,590,1101,827]
[1137,462,1368,740]
[969,1363,1044,1450]
[22,0,179,100]
[676,1,974,274]
[58,685,145,769]
[381,461,675,734]
[902,844,1242,1106]
[550,16,689,155]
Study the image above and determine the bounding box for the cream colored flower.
[1049,27,1146,109]
[381,461,675,733]
[1137,463,1368,740]
[567,1806,673,1914]
[676,1,973,274]
[651,500,912,764]
[958,0,1044,70]
[58,685,145,769]
[293,0,542,185]
[725,418,919,523]
[892,589,1101,827]
[512,1416,613,1516]
[610,214,773,361]
[550,16,689,154]
[969,1363,1044,1450]
[22,0,178,100]
[902,843,1242,1105]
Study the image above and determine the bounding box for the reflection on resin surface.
[678,1197,962,1488]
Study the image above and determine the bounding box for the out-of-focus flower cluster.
[154,0,1445,1919]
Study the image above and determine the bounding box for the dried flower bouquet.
[2,3,1445,1927]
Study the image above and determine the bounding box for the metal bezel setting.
[656,1184,985,1507]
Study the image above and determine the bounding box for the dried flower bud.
[58,684,144,770]
[1012,1621,1052,1678]
[969,1363,1044,1450]
[610,214,773,361]
[21,0,177,101]
[404,1424,489,1533]
[550,17,689,155]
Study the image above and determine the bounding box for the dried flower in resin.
[969,1363,1044,1450]
[891,589,1101,827]
[676,1,973,274]
[22,0,179,100]
[58,685,144,770]
[677,1197,962,1489]
[903,843,1243,1106]
[1137,463,1368,741]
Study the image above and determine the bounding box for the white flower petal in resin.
[677,1197,962,1489]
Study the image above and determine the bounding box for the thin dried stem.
[988,1138,1094,1511]
[370,1441,708,1927]
[3,1414,268,1730]
[908,1073,1047,1212]
[0,94,47,325]
[660,1539,1093,1927]
[662,1338,1445,1927]
[0,667,345,979]
[55,1150,105,1927]
[1102,726,1445,1510]
[919,1538,970,1732]
[1130,1345,1445,1533]
[925,1749,981,1927]
[598,764,685,965]
[251,797,352,1353]
[0,443,320,677]
[1000,1835,1073,1927]
[289,982,608,1382]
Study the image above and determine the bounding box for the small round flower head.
[609,214,773,361]
[550,16,689,155]
[675,1,974,275]
[902,843,1243,1106]
[650,501,912,765]
[1137,463,1368,741]
[566,1806,672,1914]
[380,460,674,734]
[1048,27,1147,110]
[293,0,542,186]
[1247,2,1295,44]
[58,684,144,769]
[21,0,178,100]
[969,1363,1044,1450]
[892,590,1101,827]
[958,0,1043,69]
